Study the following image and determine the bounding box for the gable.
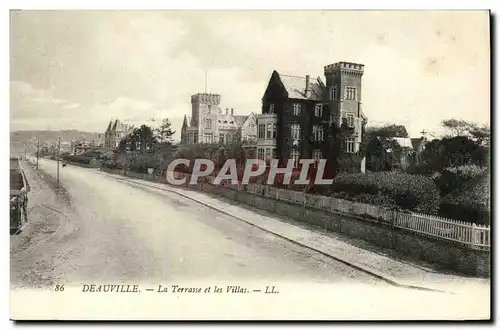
[262,70,288,102]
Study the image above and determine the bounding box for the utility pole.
[24,144,27,160]
[36,138,40,170]
[56,137,61,189]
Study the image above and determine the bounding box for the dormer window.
[269,103,275,114]
[223,121,227,124]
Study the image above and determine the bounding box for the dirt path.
[10,162,75,289]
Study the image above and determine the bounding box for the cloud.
[10,11,490,141]
[63,103,82,109]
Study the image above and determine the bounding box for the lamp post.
[36,138,40,170]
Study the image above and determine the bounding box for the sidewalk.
[109,173,490,294]
[11,161,72,289]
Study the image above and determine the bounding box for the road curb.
[113,174,447,293]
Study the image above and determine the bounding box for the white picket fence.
[135,170,492,250]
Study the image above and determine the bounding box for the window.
[226,134,232,142]
[314,104,323,118]
[258,124,266,139]
[205,119,212,129]
[265,148,272,161]
[345,137,355,153]
[290,149,300,168]
[193,132,198,143]
[219,134,225,144]
[290,124,301,141]
[347,114,355,128]
[204,133,213,143]
[258,148,265,160]
[266,123,276,139]
[312,149,322,165]
[292,103,302,116]
[330,87,337,100]
[345,87,357,100]
[313,125,324,141]
[250,120,255,128]
[272,148,277,159]
[269,103,275,114]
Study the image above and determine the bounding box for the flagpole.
[205,69,207,93]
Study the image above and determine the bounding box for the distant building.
[105,119,133,149]
[367,136,427,171]
[70,140,99,155]
[257,61,368,170]
[180,93,257,145]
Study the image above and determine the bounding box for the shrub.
[63,155,91,165]
[332,172,440,214]
[439,202,490,225]
[434,164,486,196]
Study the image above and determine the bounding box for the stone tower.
[190,93,221,140]
[324,62,365,152]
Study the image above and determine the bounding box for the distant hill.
[10,130,103,156]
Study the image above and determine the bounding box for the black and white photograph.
[8,9,491,321]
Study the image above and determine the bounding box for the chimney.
[225,108,228,115]
[231,108,234,115]
[305,75,311,97]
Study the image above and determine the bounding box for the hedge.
[439,202,490,226]
[332,172,440,214]
[62,155,92,165]
[434,164,486,196]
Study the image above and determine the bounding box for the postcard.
[9,10,491,321]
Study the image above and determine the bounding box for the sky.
[10,10,490,141]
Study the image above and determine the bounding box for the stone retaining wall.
[100,167,490,277]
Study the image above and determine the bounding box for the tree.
[131,125,157,152]
[442,119,473,137]
[324,121,361,177]
[365,124,409,141]
[441,119,490,146]
[417,136,488,173]
[156,118,176,145]
[468,124,490,147]
[363,124,409,172]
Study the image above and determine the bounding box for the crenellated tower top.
[324,62,364,76]
[191,93,221,105]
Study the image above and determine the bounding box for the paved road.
[22,158,388,286]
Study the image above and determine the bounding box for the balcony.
[256,138,276,148]
[257,113,277,123]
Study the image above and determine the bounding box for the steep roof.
[391,137,413,149]
[278,73,325,101]
[233,115,248,127]
[106,121,112,132]
[182,115,191,130]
